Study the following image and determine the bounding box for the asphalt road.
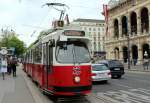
[28,71,150,103]
[91,71,150,103]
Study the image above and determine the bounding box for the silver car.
[91,64,111,82]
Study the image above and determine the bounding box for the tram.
[23,21,92,96]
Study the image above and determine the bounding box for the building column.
[119,17,122,39]
[148,7,150,34]
[110,21,114,41]
[138,44,143,64]
[107,18,113,41]
[136,10,141,35]
[119,46,123,61]
[127,14,131,37]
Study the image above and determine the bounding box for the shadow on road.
[44,95,91,103]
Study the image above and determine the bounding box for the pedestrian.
[11,57,17,77]
[133,58,137,66]
[1,56,8,80]
[143,56,149,70]
[7,57,12,75]
[0,57,2,75]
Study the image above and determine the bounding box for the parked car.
[98,60,125,78]
[91,63,111,82]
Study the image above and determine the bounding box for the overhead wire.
[30,0,58,37]
[30,7,52,37]
[29,0,101,37]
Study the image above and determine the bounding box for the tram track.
[52,96,91,103]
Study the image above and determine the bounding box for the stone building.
[73,19,105,57]
[105,0,150,64]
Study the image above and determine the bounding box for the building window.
[89,28,91,31]
[94,37,96,41]
[93,28,96,31]
[94,42,96,51]
[102,28,104,31]
[98,32,101,36]
[98,42,101,51]
[98,37,100,41]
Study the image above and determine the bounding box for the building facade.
[106,0,150,64]
[73,19,105,57]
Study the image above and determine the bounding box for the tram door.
[44,42,53,89]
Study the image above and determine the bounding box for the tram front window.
[56,41,91,63]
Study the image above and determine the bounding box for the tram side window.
[27,53,30,63]
[29,51,31,63]
[33,45,42,63]
[43,44,46,65]
[30,50,33,63]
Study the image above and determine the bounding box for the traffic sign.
[0,49,8,55]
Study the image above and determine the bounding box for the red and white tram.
[23,25,92,96]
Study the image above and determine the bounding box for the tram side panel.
[44,65,92,95]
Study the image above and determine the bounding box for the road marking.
[111,82,132,89]
[94,88,150,103]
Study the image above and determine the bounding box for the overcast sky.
[0,0,109,46]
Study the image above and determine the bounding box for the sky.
[0,0,109,46]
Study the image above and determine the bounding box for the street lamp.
[127,32,130,69]
[126,16,130,69]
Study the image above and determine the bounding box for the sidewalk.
[124,64,150,72]
[0,65,35,103]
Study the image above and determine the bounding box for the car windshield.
[92,65,109,71]
[56,41,91,64]
[109,60,123,67]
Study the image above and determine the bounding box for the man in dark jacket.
[11,58,17,77]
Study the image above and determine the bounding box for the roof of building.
[108,0,131,10]
[73,18,105,23]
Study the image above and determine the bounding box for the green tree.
[0,29,26,56]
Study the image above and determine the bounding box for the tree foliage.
[0,29,26,56]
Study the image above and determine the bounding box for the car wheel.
[104,80,108,83]
[117,75,121,78]
[111,75,116,79]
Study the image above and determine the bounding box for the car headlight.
[74,76,80,83]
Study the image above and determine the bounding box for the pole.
[127,35,130,69]
[126,16,130,69]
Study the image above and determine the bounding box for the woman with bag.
[1,56,7,80]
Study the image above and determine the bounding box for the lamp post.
[126,16,130,69]
[127,33,130,69]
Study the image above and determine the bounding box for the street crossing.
[93,88,150,103]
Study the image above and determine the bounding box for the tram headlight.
[74,76,80,83]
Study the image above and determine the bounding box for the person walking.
[1,56,8,80]
[11,57,17,77]
[0,57,2,77]
[7,57,12,75]
[143,56,149,70]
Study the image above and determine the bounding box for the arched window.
[141,7,149,33]
[130,12,137,35]
[114,19,119,38]
[122,16,128,37]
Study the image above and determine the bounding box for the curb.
[125,68,150,72]
[21,69,44,103]
[125,69,150,74]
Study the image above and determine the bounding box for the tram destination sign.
[64,30,85,36]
